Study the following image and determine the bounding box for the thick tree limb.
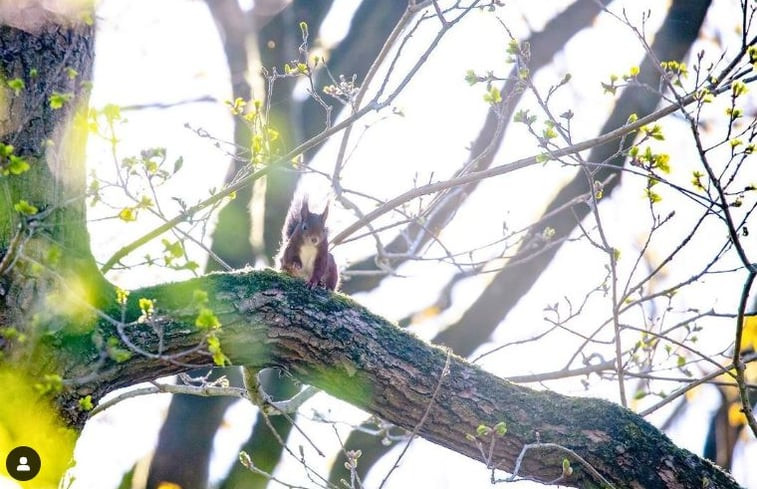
[54,270,741,489]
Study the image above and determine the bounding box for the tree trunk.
[0,13,106,352]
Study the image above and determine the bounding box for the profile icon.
[17,456,31,472]
[6,446,41,481]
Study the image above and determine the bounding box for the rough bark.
[48,269,742,489]
[0,22,94,253]
[0,17,105,343]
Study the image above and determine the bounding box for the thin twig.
[732,271,757,437]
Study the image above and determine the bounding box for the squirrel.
[277,197,339,290]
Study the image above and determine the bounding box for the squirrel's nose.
[310,237,319,244]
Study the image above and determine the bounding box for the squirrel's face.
[300,219,324,245]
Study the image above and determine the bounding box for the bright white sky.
[53,0,757,488]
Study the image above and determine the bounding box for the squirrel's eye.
[302,223,308,231]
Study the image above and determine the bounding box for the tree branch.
[54,270,742,489]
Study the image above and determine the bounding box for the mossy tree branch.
[51,269,741,489]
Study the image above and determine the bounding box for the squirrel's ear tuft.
[321,201,329,221]
[300,198,310,218]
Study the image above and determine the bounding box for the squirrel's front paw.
[306,277,319,288]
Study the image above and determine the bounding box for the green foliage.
[613,248,621,262]
[78,395,93,411]
[14,199,38,215]
[103,103,121,123]
[118,207,137,222]
[162,239,183,261]
[535,152,551,164]
[224,96,281,165]
[631,145,671,175]
[731,80,748,97]
[49,91,74,109]
[35,374,63,396]
[660,60,688,87]
[601,74,619,95]
[106,337,132,363]
[121,148,171,180]
[513,109,536,126]
[542,125,558,141]
[691,171,705,190]
[192,289,209,304]
[207,333,229,366]
[643,124,665,141]
[506,39,519,55]
[696,87,714,103]
[195,307,221,330]
[465,69,479,86]
[660,60,687,77]
[748,45,757,63]
[299,21,309,40]
[0,142,30,176]
[470,421,507,439]
[483,86,502,104]
[0,327,26,343]
[226,97,246,115]
[138,297,154,321]
[116,287,129,306]
[46,244,62,266]
[645,187,662,204]
[6,77,24,95]
[157,239,198,272]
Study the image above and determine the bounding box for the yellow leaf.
[413,306,441,323]
[157,483,183,489]
[684,385,701,401]
[727,402,746,427]
[740,315,757,350]
[118,207,137,222]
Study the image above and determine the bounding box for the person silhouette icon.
[6,445,41,481]
[17,456,31,472]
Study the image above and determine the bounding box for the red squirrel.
[277,198,339,290]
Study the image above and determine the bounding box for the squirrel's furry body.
[277,198,339,290]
